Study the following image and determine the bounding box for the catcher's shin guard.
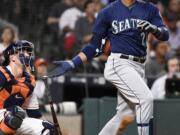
[0,107,25,134]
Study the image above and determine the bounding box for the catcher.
[0,40,57,135]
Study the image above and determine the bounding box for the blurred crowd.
[0,0,179,95]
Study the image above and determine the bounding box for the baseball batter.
[47,0,169,135]
[0,40,57,135]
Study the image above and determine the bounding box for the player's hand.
[137,20,157,33]
[46,60,75,78]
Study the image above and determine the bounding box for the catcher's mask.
[3,40,35,71]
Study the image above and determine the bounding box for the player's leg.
[104,56,153,135]
[115,93,136,135]
[16,117,57,135]
[98,94,135,135]
[99,56,137,135]
[114,60,153,135]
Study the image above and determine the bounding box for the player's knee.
[41,121,57,135]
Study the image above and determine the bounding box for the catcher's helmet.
[3,40,35,70]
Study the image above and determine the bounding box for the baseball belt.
[119,54,146,63]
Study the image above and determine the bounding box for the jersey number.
[141,32,146,46]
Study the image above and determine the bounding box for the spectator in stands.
[47,0,73,30]
[151,56,180,99]
[168,0,180,20]
[46,0,74,61]
[59,0,85,58]
[0,26,16,65]
[34,58,49,105]
[0,18,18,37]
[145,41,170,78]
[93,0,104,13]
[0,26,15,51]
[59,0,84,32]
[166,13,180,52]
[75,0,96,47]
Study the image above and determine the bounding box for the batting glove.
[46,60,75,78]
[137,20,157,33]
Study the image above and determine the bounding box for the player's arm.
[137,4,169,41]
[47,8,110,78]
[73,33,104,62]
[74,6,110,62]
[46,34,105,78]
[149,5,169,41]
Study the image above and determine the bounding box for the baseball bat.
[42,77,63,135]
[49,101,62,135]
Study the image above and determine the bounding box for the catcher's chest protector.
[0,66,35,108]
